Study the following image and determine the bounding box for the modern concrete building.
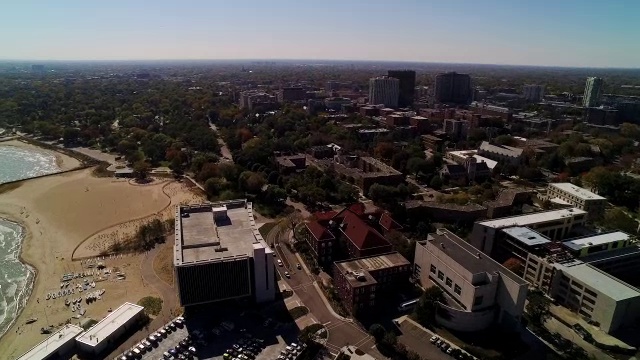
[76,302,145,354]
[388,70,416,107]
[333,252,411,314]
[583,77,604,108]
[369,76,400,108]
[543,183,606,220]
[523,84,545,102]
[470,208,587,256]
[413,229,528,332]
[18,324,83,360]
[442,119,469,140]
[477,141,523,166]
[434,72,472,105]
[174,200,276,306]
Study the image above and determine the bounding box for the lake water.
[0,144,60,337]
[0,145,60,184]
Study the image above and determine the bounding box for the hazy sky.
[2,0,639,67]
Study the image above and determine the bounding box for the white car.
[284,271,290,278]
[277,259,283,266]
[430,336,439,343]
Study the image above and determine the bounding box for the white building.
[174,200,276,306]
[76,302,145,354]
[18,324,83,360]
[583,77,603,108]
[477,141,523,166]
[543,183,606,220]
[413,229,528,332]
[523,84,545,102]
[369,77,400,108]
[470,208,587,256]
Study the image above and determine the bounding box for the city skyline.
[2,0,639,68]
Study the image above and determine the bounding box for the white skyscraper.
[583,77,603,108]
[369,76,400,108]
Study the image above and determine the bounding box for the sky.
[1,0,639,68]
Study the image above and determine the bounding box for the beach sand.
[0,139,82,172]
[0,168,203,358]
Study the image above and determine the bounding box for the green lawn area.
[289,306,309,320]
[138,296,163,316]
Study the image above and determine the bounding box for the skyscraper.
[523,84,545,102]
[369,76,400,108]
[434,72,472,105]
[583,77,603,108]
[388,70,416,107]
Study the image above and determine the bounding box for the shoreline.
[0,139,81,175]
[0,216,37,340]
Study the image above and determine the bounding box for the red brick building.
[333,252,411,314]
[301,205,399,266]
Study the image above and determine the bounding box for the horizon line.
[1,58,639,70]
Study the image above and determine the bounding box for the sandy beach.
[0,139,82,173]
[0,167,204,358]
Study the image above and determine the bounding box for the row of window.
[431,265,462,296]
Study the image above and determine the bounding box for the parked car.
[430,335,439,343]
[284,271,290,278]
[296,263,301,269]
[277,259,283,266]
[163,351,173,359]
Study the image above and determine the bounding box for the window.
[474,296,483,306]
[612,241,619,249]
[430,265,436,274]
[446,278,452,287]
[454,284,461,295]
[584,288,598,298]
[437,271,444,281]
[583,295,595,305]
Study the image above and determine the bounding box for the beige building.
[413,229,528,332]
[470,208,587,256]
[544,183,606,220]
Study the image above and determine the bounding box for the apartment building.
[333,252,411,314]
[477,141,523,166]
[413,229,528,332]
[544,183,606,220]
[470,208,587,256]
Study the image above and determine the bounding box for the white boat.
[65,299,70,306]
[46,293,50,300]
[71,305,76,312]
[91,282,96,288]
[79,308,86,316]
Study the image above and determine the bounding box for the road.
[267,226,376,356]
[208,122,233,163]
[106,246,179,359]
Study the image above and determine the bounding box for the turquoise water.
[0,145,60,184]
[0,220,34,338]
[0,145,60,337]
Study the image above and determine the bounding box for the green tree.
[133,161,150,181]
[368,324,386,343]
[429,176,443,190]
[62,127,81,146]
[414,286,446,327]
[601,207,638,234]
[526,289,551,326]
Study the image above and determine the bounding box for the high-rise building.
[583,77,604,108]
[434,72,472,105]
[523,84,545,102]
[368,76,400,108]
[388,70,416,107]
[174,200,276,307]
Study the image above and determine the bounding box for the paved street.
[395,318,460,360]
[268,226,376,356]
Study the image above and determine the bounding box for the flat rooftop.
[476,208,587,229]
[175,200,268,265]
[335,252,409,287]
[563,231,631,251]
[423,229,527,285]
[447,149,498,170]
[76,302,144,347]
[17,324,83,360]
[549,183,605,201]
[555,263,640,301]
[502,226,551,246]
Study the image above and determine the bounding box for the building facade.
[523,85,545,102]
[174,200,276,306]
[369,76,400,108]
[583,77,604,108]
[413,229,528,332]
[434,72,472,105]
[333,252,411,314]
[76,303,145,354]
[388,70,416,108]
[543,183,606,220]
[443,119,469,140]
[477,141,523,166]
[470,208,588,256]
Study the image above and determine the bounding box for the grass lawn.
[258,221,280,238]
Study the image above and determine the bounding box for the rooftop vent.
[214,247,228,252]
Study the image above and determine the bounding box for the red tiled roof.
[348,203,366,216]
[306,221,335,241]
[340,211,390,250]
[313,211,338,221]
[379,211,403,231]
